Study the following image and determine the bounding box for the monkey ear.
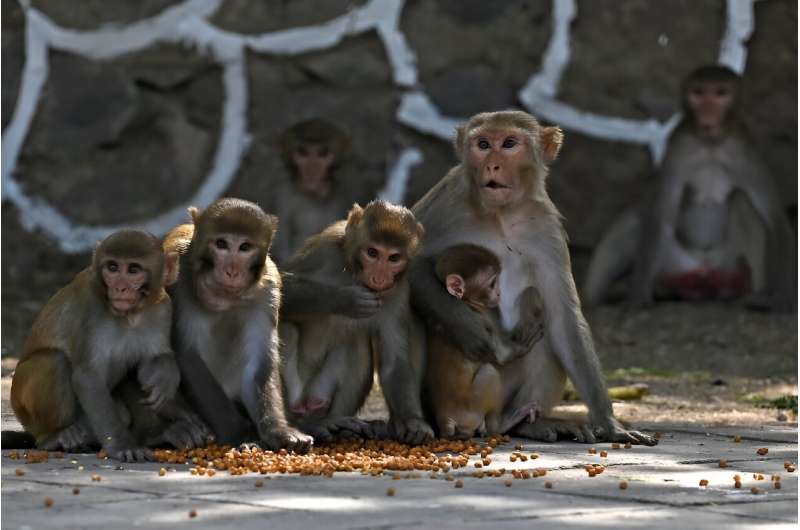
[346,203,364,227]
[540,126,564,163]
[163,251,180,286]
[445,274,466,299]
[453,125,468,159]
[188,206,201,225]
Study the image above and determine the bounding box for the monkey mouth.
[484,180,510,190]
[109,297,139,315]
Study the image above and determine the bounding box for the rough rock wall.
[1,0,796,354]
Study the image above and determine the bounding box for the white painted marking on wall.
[1,0,758,252]
[378,147,423,205]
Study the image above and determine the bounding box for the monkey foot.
[39,422,96,453]
[495,401,540,434]
[260,426,313,454]
[514,418,596,444]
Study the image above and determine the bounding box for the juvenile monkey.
[411,110,656,444]
[11,230,209,461]
[280,200,433,444]
[426,244,543,439]
[164,198,312,452]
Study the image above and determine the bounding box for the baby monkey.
[426,244,544,439]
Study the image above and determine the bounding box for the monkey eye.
[502,138,517,149]
[128,263,142,274]
[715,88,730,97]
[477,139,490,150]
[388,253,402,263]
[106,261,119,273]
[239,242,253,252]
[215,239,228,250]
[366,247,379,259]
[318,146,330,157]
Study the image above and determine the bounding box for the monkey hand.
[105,436,155,463]
[593,417,658,446]
[303,417,376,443]
[389,416,434,446]
[509,321,545,359]
[138,355,180,412]
[147,412,214,450]
[336,285,382,318]
[259,426,314,454]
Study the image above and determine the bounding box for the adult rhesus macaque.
[426,244,543,439]
[584,65,796,311]
[164,198,312,452]
[270,118,352,264]
[279,200,433,444]
[411,110,656,445]
[10,230,210,461]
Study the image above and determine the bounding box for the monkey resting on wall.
[411,110,657,445]
[584,65,796,311]
[10,230,211,461]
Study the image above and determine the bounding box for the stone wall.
[1,0,796,354]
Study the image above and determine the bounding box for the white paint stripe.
[378,147,423,205]
[0,0,759,251]
[719,0,755,74]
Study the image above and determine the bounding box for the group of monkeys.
[9,66,794,462]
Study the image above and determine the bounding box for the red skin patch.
[660,266,750,301]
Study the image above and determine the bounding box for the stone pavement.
[1,423,796,529]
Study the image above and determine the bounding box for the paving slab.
[2,425,797,529]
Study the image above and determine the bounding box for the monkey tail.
[1,429,37,449]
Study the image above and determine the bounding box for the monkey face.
[357,242,408,293]
[468,128,530,209]
[293,143,335,197]
[204,233,261,295]
[687,81,734,138]
[100,258,150,316]
[468,267,500,309]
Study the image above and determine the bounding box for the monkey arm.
[735,151,797,311]
[629,154,686,306]
[409,257,496,362]
[539,235,656,445]
[70,367,144,459]
[176,348,252,445]
[376,316,434,445]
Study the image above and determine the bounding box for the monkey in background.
[269,118,352,264]
[584,65,796,311]
[279,200,433,444]
[164,198,312,452]
[10,230,211,461]
[426,244,543,439]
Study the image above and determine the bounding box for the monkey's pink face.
[101,259,148,315]
[293,143,335,197]
[687,81,734,137]
[358,242,407,293]
[469,129,529,209]
[206,234,260,295]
